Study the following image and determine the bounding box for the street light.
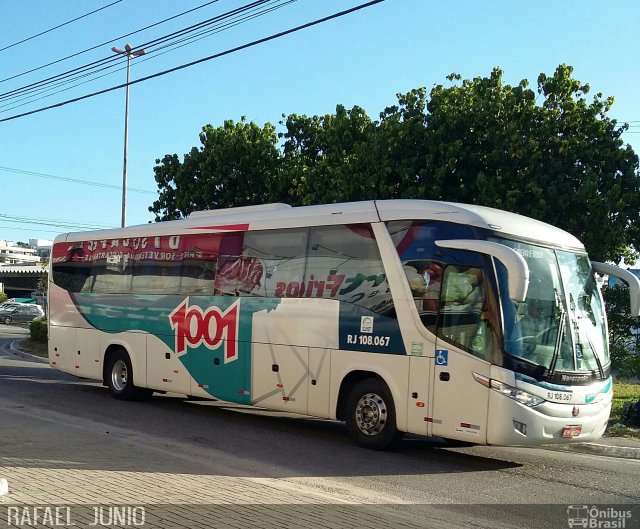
[112,43,146,228]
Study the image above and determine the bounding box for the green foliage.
[603,286,640,378]
[420,65,640,262]
[29,317,48,344]
[610,382,640,436]
[37,259,49,295]
[148,65,640,263]
[0,292,7,303]
[149,117,280,221]
[280,105,383,205]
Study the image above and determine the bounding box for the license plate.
[562,425,582,438]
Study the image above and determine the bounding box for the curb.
[8,340,49,364]
[544,441,640,460]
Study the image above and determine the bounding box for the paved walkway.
[9,340,640,460]
[1,342,639,529]
[0,402,430,529]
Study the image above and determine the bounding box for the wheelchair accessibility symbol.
[435,349,448,366]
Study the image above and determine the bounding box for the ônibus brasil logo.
[169,298,240,363]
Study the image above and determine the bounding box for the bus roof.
[54,199,584,250]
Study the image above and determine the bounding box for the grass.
[18,338,48,358]
[608,381,640,438]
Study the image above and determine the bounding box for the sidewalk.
[6,340,640,460]
[0,401,429,529]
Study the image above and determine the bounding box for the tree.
[37,259,48,303]
[418,65,640,263]
[149,117,281,220]
[280,92,432,205]
[280,104,377,205]
[149,65,640,262]
[603,285,640,378]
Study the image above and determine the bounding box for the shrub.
[30,317,48,343]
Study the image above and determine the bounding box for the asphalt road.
[1,329,639,528]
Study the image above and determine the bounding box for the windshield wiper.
[548,307,567,376]
[586,334,605,379]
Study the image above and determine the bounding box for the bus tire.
[345,378,403,450]
[106,349,151,401]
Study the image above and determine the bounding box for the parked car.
[0,302,31,309]
[0,304,44,324]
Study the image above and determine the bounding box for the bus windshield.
[495,238,609,376]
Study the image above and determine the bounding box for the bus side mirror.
[435,239,530,302]
[592,262,640,317]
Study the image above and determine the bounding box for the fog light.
[513,420,527,436]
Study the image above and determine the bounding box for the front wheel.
[106,350,151,400]
[345,378,403,450]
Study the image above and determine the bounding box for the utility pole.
[112,43,146,228]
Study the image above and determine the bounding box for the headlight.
[490,380,545,407]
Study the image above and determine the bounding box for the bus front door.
[430,264,491,443]
[430,343,490,443]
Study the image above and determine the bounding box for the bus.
[48,200,640,450]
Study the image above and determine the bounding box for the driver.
[520,299,549,338]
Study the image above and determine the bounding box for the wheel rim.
[111,359,128,392]
[354,392,387,436]
[3,317,11,324]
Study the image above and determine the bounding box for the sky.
[0,0,639,244]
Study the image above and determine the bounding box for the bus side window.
[131,261,180,295]
[215,255,266,296]
[91,259,132,294]
[438,266,489,360]
[403,260,443,333]
[216,228,308,298]
[52,263,92,293]
[307,225,393,315]
[180,260,216,295]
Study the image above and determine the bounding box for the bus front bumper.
[486,391,611,446]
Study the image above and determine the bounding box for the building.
[29,239,53,260]
[0,240,40,264]
[0,264,45,300]
[0,240,51,300]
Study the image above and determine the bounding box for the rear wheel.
[106,349,151,400]
[345,378,403,450]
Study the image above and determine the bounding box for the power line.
[0,1,124,54]
[0,0,221,85]
[0,213,112,230]
[0,1,281,112]
[0,166,156,195]
[0,225,69,234]
[0,0,279,106]
[0,1,271,100]
[0,0,385,124]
